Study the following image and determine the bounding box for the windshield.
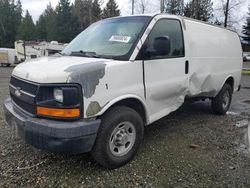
[62,16,151,60]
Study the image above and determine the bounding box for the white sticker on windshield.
[109,35,131,43]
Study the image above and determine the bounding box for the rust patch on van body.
[86,101,102,117]
[86,101,109,117]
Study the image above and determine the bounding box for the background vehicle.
[4,14,243,169]
[15,40,67,63]
[243,52,250,61]
[0,48,16,67]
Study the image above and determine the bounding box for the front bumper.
[3,98,101,154]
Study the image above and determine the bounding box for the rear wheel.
[92,106,144,169]
[211,83,233,115]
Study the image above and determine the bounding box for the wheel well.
[110,98,147,124]
[225,77,234,89]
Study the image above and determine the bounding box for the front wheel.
[92,106,144,169]
[211,83,233,115]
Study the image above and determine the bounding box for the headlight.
[37,84,82,119]
[54,88,63,103]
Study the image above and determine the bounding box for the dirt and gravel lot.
[1,66,250,187]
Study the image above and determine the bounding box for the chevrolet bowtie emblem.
[14,87,22,97]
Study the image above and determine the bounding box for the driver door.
[143,18,189,123]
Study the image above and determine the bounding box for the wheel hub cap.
[109,122,136,157]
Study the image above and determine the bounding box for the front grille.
[10,93,36,114]
[10,76,38,95]
[9,76,39,115]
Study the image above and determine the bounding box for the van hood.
[12,56,111,84]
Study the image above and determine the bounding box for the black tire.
[92,106,144,169]
[6,64,10,67]
[212,83,233,115]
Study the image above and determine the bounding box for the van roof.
[118,14,237,34]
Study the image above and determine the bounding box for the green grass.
[242,70,250,75]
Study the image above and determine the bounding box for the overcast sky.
[20,0,249,32]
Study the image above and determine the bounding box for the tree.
[184,0,213,22]
[0,0,22,47]
[165,0,184,15]
[91,0,102,23]
[56,0,79,43]
[214,0,244,29]
[36,3,57,41]
[135,0,148,14]
[16,10,36,41]
[45,4,58,41]
[74,0,88,30]
[184,2,192,18]
[73,0,101,30]
[214,18,222,26]
[243,5,250,36]
[102,0,120,19]
[36,15,47,40]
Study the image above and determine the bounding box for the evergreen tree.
[16,10,36,41]
[45,4,58,41]
[91,0,102,23]
[243,5,250,36]
[102,0,120,19]
[184,0,213,22]
[15,0,22,25]
[36,15,47,40]
[56,0,79,43]
[73,0,92,30]
[165,0,184,16]
[74,0,85,30]
[184,2,192,18]
[0,0,22,47]
[36,3,57,41]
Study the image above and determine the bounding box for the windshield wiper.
[58,52,66,56]
[70,50,100,58]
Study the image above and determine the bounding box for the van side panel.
[184,19,242,97]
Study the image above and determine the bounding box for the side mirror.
[145,36,171,58]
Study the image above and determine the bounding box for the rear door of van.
[143,18,188,123]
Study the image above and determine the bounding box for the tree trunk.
[224,0,229,27]
[132,0,134,15]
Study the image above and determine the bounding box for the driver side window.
[146,19,184,59]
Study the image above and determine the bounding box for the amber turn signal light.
[37,106,80,118]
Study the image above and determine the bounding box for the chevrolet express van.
[4,14,242,169]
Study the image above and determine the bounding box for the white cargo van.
[4,14,242,169]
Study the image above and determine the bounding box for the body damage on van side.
[4,14,242,168]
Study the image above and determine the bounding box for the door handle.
[185,60,189,74]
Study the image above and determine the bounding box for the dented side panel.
[143,58,188,123]
[184,19,242,97]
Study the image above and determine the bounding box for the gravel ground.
[1,66,250,187]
